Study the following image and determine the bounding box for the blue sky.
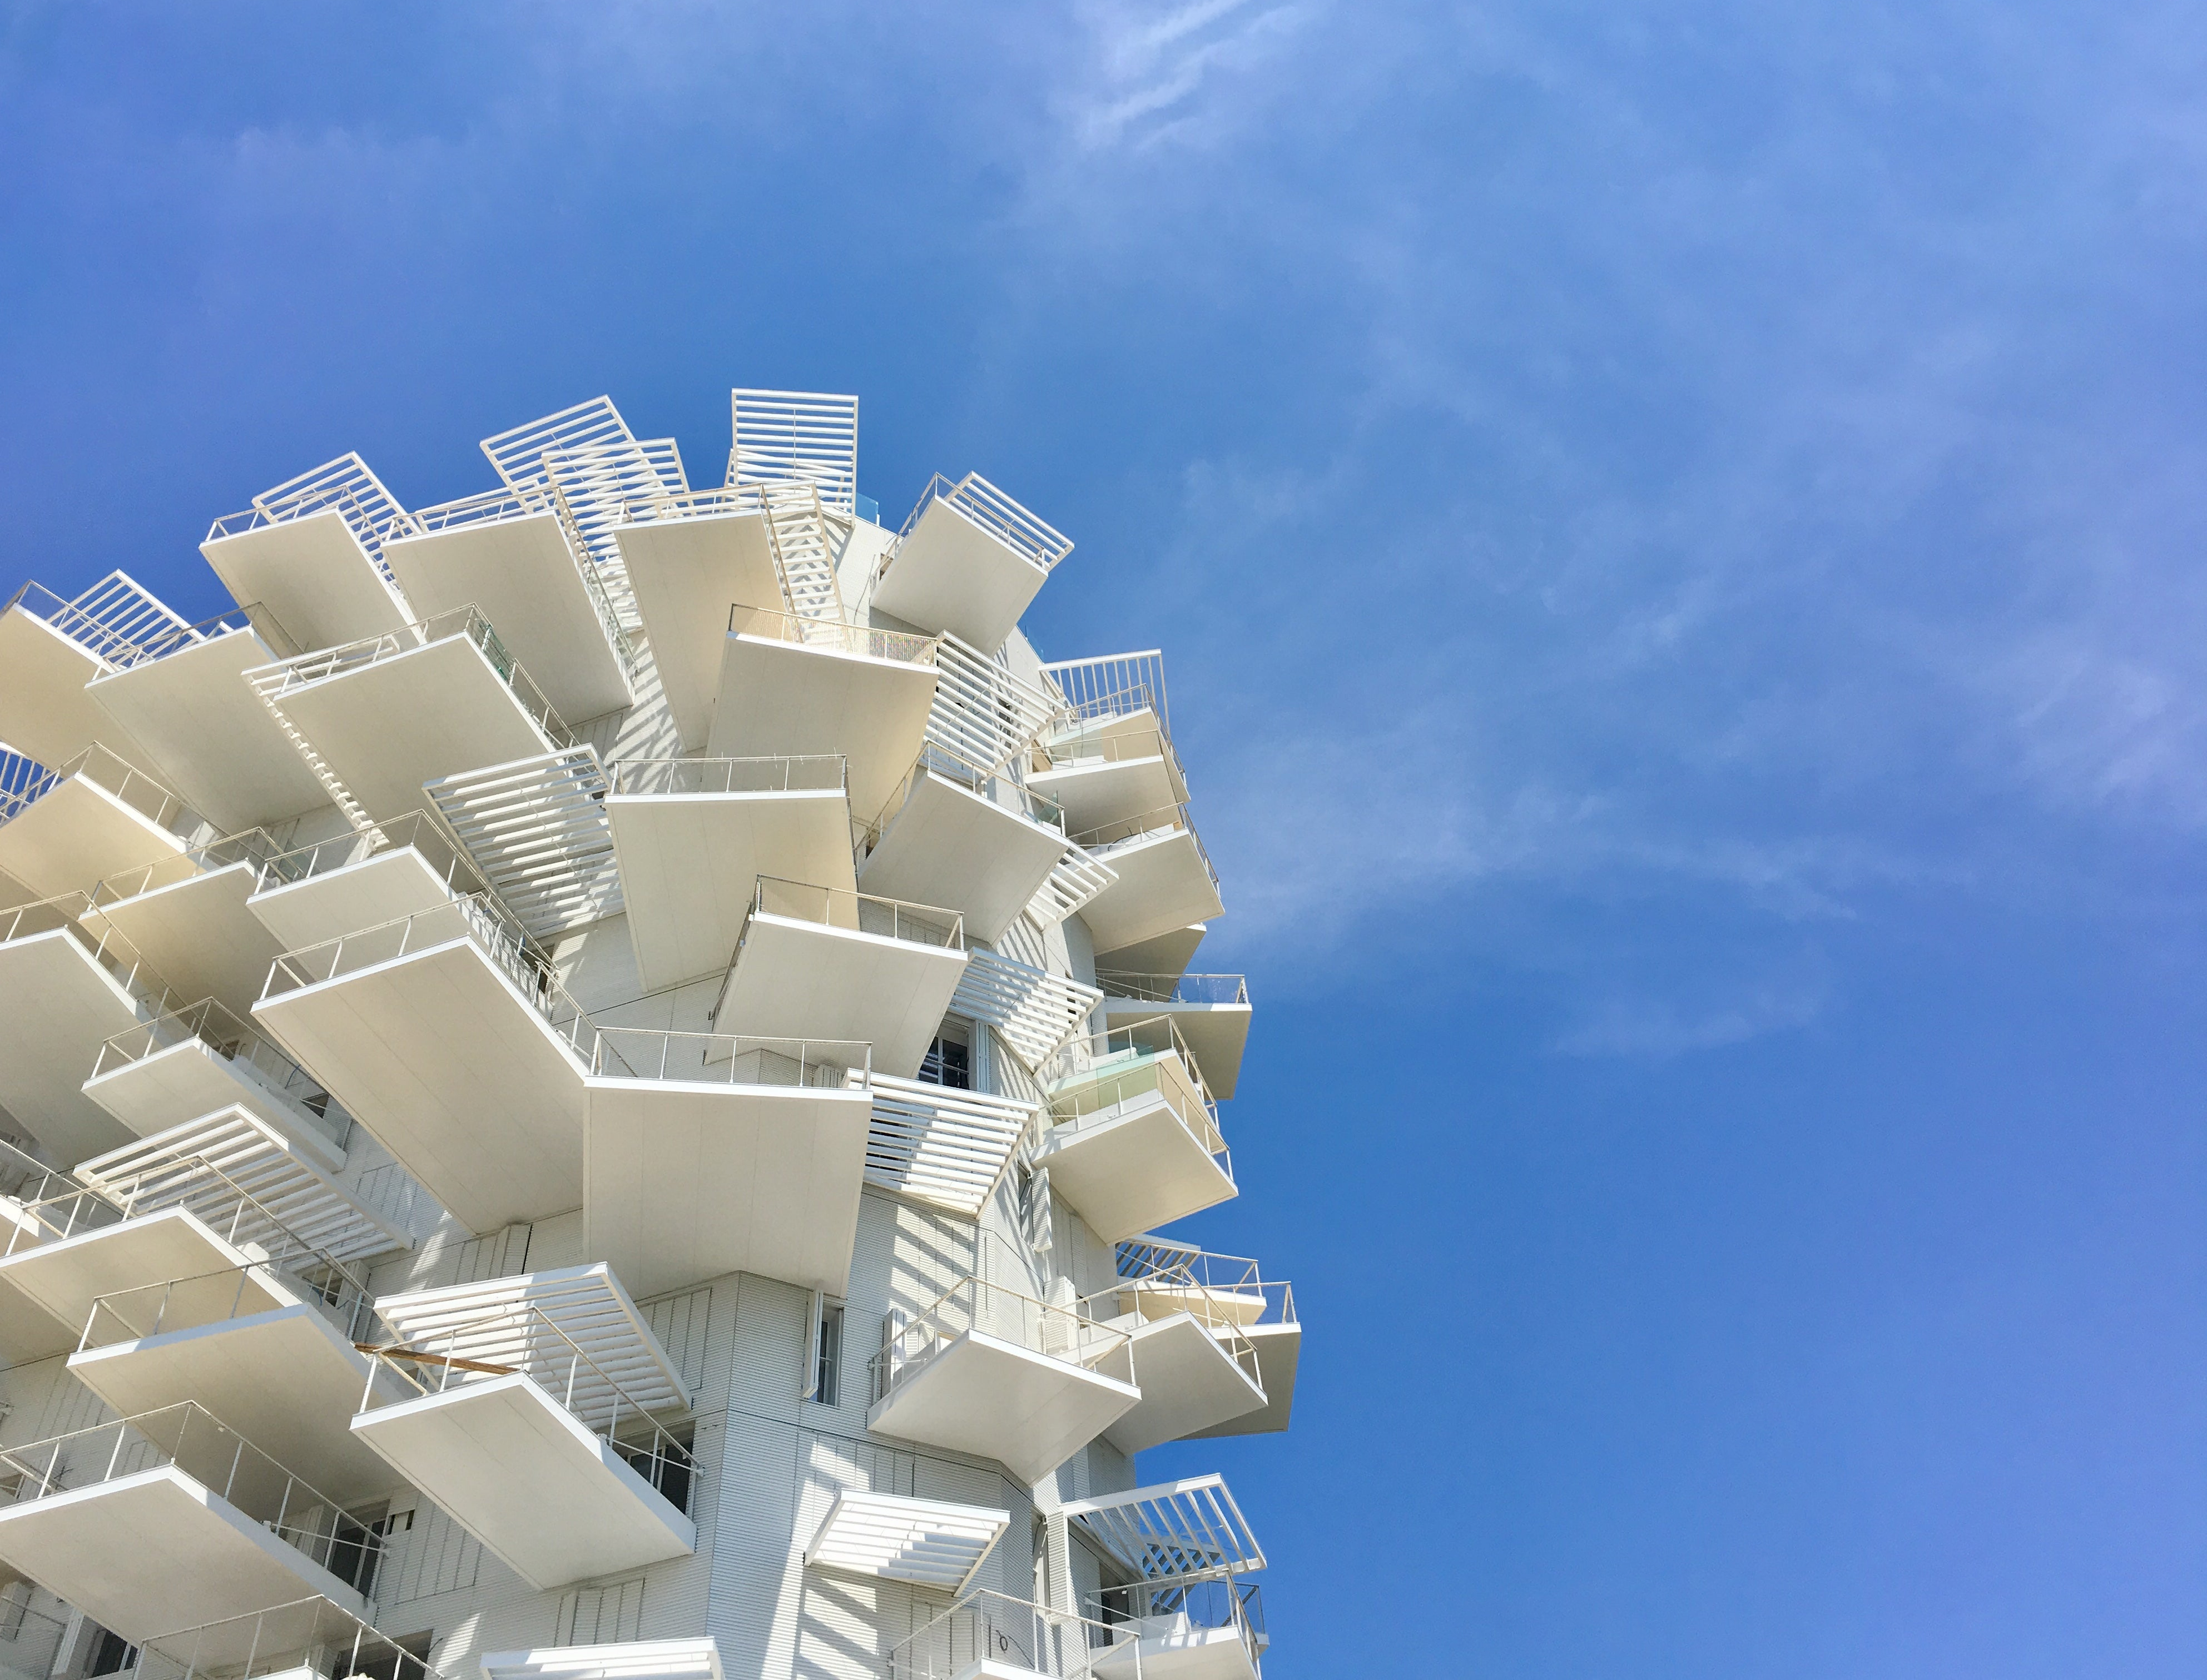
[5,1,2205,1672]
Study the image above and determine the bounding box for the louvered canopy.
[805,1488,1009,1590]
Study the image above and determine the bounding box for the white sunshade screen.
[1061,1474,1265,1580]
[730,389,860,515]
[374,1261,688,1425]
[865,1074,1035,1219]
[425,749,623,941]
[482,1638,724,1680]
[806,1488,1010,1591]
[951,948,1102,1072]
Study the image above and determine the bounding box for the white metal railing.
[4,573,191,670]
[0,1403,384,1591]
[1033,723,1186,799]
[0,889,181,1015]
[1039,650,1170,738]
[616,483,768,524]
[889,474,1074,576]
[251,807,487,899]
[0,745,46,823]
[127,1595,431,1680]
[607,754,847,798]
[95,601,304,672]
[81,1251,383,1359]
[1079,1257,1263,1393]
[1069,803,1219,892]
[739,876,966,956]
[0,1137,123,1255]
[90,997,351,1136]
[856,740,1065,864]
[1041,1015,1229,1167]
[1065,1474,1266,1580]
[1094,972,1248,1007]
[889,1589,1127,1680]
[1114,1240,1296,1331]
[869,1275,1132,1410]
[0,1135,82,1216]
[0,741,208,843]
[584,1026,869,1091]
[1092,1579,1264,1671]
[88,826,287,912]
[727,601,940,667]
[207,451,409,585]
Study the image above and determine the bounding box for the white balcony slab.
[350,1373,695,1590]
[0,932,148,1164]
[253,935,587,1234]
[483,1638,725,1680]
[872,496,1047,653]
[1100,998,1250,1101]
[86,630,331,834]
[0,775,186,904]
[1028,754,1181,837]
[1101,1314,1267,1454]
[607,784,854,993]
[1090,1623,1256,1680]
[0,1467,366,1644]
[1091,923,1207,982]
[271,635,560,824]
[1185,1321,1299,1438]
[715,913,968,1081]
[201,509,412,652]
[83,862,284,1018]
[0,609,155,785]
[81,1035,348,1167]
[1077,831,1224,957]
[384,513,633,722]
[584,1076,875,1298]
[1031,1091,1236,1244]
[615,514,779,750]
[247,844,462,952]
[0,1206,259,1363]
[707,629,938,822]
[805,1488,1009,1590]
[858,775,1068,947]
[865,1329,1139,1487]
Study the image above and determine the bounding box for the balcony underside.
[1091,923,1207,982]
[1186,1321,1299,1438]
[867,1329,1140,1487]
[0,932,146,1163]
[384,513,633,722]
[1077,832,1224,956]
[1092,1626,1256,1680]
[1028,750,1183,837]
[857,776,1068,947]
[200,508,411,652]
[85,863,283,1018]
[1031,1094,1236,1243]
[1100,998,1250,1101]
[252,937,586,1234]
[707,632,937,823]
[584,1077,874,1298]
[350,1374,696,1591]
[273,637,557,824]
[716,913,968,1081]
[1102,1313,1267,1454]
[70,1301,414,1503]
[81,1038,348,1168]
[608,787,855,994]
[87,630,331,834]
[0,1468,366,1645]
[0,775,185,906]
[0,1207,267,1362]
[246,846,460,953]
[871,498,1046,653]
[0,609,159,792]
[615,513,779,751]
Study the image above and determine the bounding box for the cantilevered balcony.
[0,1203,265,1363]
[201,453,415,652]
[131,1597,432,1680]
[612,488,780,750]
[1097,972,1251,1100]
[383,488,636,721]
[708,604,940,819]
[84,998,352,1165]
[605,754,856,993]
[1068,1477,1268,1680]
[0,894,177,1162]
[0,1403,380,1642]
[873,474,1073,653]
[712,878,969,1080]
[888,1589,1122,1680]
[1029,717,1188,837]
[0,575,180,781]
[1113,1239,1298,1438]
[1091,1579,1268,1680]
[0,1140,124,1360]
[1070,807,1225,957]
[83,603,332,834]
[856,745,1074,946]
[82,831,290,1016]
[246,607,576,824]
[352,1265,696,1589]
[245,809,487,952]
[866,1276,1138,1484]
[1083,1274,1265,1455]
[252,894,589,1233]
[1034,1018,1236,1243]
[0,744,206,906]
[582,1027,874,1298]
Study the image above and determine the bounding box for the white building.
[0,390,1296,1680]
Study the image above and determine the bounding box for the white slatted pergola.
[950,948,1102,1071]
[425,749,623,941]
[729,389,860,516]
[865,1074,1035,1218]
[253,453,411,590]
[1061,1473,1265,1582]
[928,635,1062,776]
[805,1488,1009,1592]
[1025,845,1118,930]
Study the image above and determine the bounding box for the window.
[615,1428,696,1514]
[324,1504,386,1596]
[87,1631,135,1677]
[814,1300,845,1406]
[919,1028,970,1090]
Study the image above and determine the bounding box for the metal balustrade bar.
[1069,802,1220,893]
[607,754,847,798]
[128,1594,431,1680]
[91,996,350,1130]
[4,573,193,671]
[743,875,965,952]
[887,1589,1120,1680]
[0,742,209,846]
[727,602,940,667]
[208,452,409,585]
[1092,1577,1266,1666]
[88,602,303,672]
[1039,650,1171,738]
[252,807,487,899]
[89,826,287,912]
[869,1275,1131,1409]
[890,474,1074,575]
[0,888,183,1018]
[583,1026,868,1090]
[1093,972,1248,1007]
[1041,1015,1228,1169]
[1113,1240,1296,1328]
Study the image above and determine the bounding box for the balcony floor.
[0,609,161,795]
[865,1329,1140,1486]
[715,913,968,1081]
[1031,1091,1237,1243]
[707,631,938,822]
[870,496,1047,653]
[246,845,462,953]
[1076,831,1224,957]
[0,1207,269,1361]
[1090,923,1207,982]
[0,774,186,906]
[615,513,779,752]
[1186,1320,1299,1438]
[81,1037,348,1169]
[0,931,147,1164]
[857,775,1069,947]
[84,862,284,1019]
[1102,1313,1267,1454]
[1099,997,1250,1101]
[201,508,411,652]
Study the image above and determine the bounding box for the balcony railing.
[4,574,192,672]
[1079,1269,1262,1392]
[1043,1015,1227,1156]
[856,740,1067,863]
[1114,1240,1297,1332]
[0,890,181,1015]
[1069,803,1219,893]
[0,1136,82,1216]
[606,754,849,798]
[0,743,208,844]
[582,1026,869,1091]
[206,451,408,584]
[890,475,1074,576]
[88,827,287,912]
[90,997,351,1135]
[726,602,940,667]
[0,1139,125,1257]
[81,1250,384,1357]
[250,605,574,750]
[127,1596,431,1680]
[1034,722,1182,777]
[869,1276,1132,1410]
[889,1589,1122,1680]
[1093,1578,1265,1669]
[0,1403,383,1591]
[1093,972,1247,1007]
[617,484,770,524]
[251,808,487,901]
[1039,651,1170,737]
[96,602,304,672]
[744,876,965,953]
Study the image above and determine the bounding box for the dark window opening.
[919,1034,970,1089]
[617,1429,696,1514]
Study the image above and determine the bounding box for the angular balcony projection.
[1034,1017,1236,1243]
[613,489,779,750]
[806,1488,1009,1593]
[856,745,1072,947]
[1091,922,1208,985]
[866,1276,1138,1485]
[1115,1240,1299,1439]
[0,1141,125,1361]
[0,744,204,906]
[582,1028,874,1298]
[1068,1477,1267,1680]
[1097,972,1251,1101]
[383,488,637,721]
[874,474,1073,654]
[1069,807,1225,957]
[1090,1579,1267,1680]
[604,755,855,993]
[253,894,589,1234]
[201,453,415,652]
[247,607,575,825]
[425,749,624,943]
[84,603,332,835]
[353,1264,696,1589]
[0,575,180,781]
[709,605,941,820]
[0,1403,379,1643]
[81,830,290,1017]
[864,1074,1035,1220]
[889,1590,1122,1680]
[0,894,177,1163]
[245,809,488,954]
[1029,650,1185,835]
[713,878,968,1081]
[132,1597,432,1680]
[484,1639,726,1680]
[0,1204,264,1363]
[83,998,353,1166]
[1083,1276,1266,1455]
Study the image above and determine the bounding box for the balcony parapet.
[888,1589,1120,1680]
[129,1595,433,1680]
[88,996,354,1159]
[252,808,487,901]
[3,573,195,674]
[1038,650,1172,739]
[727,601,940,667]
[205,451,409,589]
[891,475,1074,578]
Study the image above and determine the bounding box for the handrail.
[726,601,940,667]
[80,1255,384,1358]
[251,807,487,899]
[1041,1015,1228,1167]
[1093,972,1248,1007]
[869,1275,1131,1410]
[0,1134,85,1212]
[618,483,770,524]
[1114,1239,1296,1328]
[583,1026,870,1090]
[1092,1578,1264,1666]
[856,740,1066,863]
[127,1595,431,1680]
[0,1172,127,1258]
[1048,1012,1219,1110]
[4,573,192,671]
[1038,650,1170,738]
[742,875,966,953]
[606,754,848,798]
[0,741,207,843]
[0,889,182,1017]
[88,601,302,670]
[89,996,351,1134]
[888,474,1073,575]
[88,825,287,911]
[1080,1274,1262,1390]
[887,1588,1122,1680]
[1069,802,1218,892]
[1034,721,1183,777]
